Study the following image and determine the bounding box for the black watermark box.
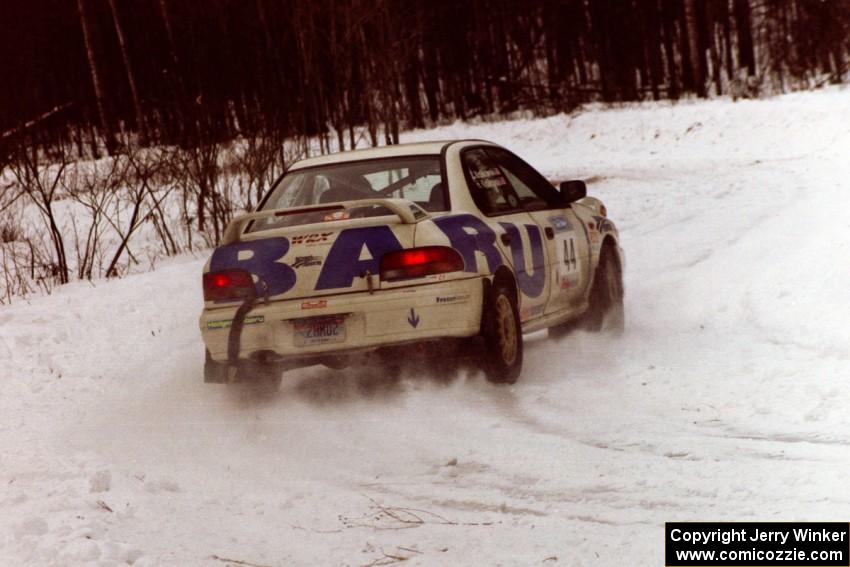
[666,522,850,566]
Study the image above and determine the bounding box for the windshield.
[260,156,445,214]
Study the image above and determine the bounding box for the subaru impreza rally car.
[200,140,624,386]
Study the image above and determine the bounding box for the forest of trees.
[2,0,848,156]
[0,0,848,301]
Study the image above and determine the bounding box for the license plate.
[292,315,346,347]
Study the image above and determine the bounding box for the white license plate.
[292,315,347,347]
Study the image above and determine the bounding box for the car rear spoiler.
[221,198,431,245]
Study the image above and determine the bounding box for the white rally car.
[200,140,624,386]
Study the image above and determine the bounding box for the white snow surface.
[2,89,850,566]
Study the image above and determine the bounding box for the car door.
[459,147,550,323]
[483,147,590,316]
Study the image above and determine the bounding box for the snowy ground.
[2,89,850,566]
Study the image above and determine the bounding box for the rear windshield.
[260,156,446,213]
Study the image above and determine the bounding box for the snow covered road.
[2,89,850,566]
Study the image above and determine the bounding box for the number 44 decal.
[556,234,580,277]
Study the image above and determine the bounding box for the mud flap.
[204,292,259,384]
[224,295,258,383]
[204,349,227,383]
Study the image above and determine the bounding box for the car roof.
[287,139,492,171]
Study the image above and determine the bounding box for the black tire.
[481,282,523,384]
[582,247,625,334]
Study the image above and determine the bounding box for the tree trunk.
[661,0,680,99]
[156,0,189,141]
[106,0,147,145]
[734,0,756,76]
[684,0,706,96]
[75,0,116,154]
[705,3,723,94]
[721,0,735,80]
[643,0,664,100]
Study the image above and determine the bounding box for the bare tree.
[66,155,131,279]
[683,0,707,97]
[9,144,71,284]
[232,133,286,210]
[145,148,181,256]
[177,139,239,247]
[75,0,117,155]
[735,0,757,77]
[106,0,148,145]
[104,148,175,277]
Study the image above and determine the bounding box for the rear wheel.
[481,283,523,384]
[582,247,624,334]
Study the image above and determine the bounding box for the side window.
[497,166,547,209]
[462,148,522,215]
[486,148,560,209]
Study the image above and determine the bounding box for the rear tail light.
[380,246,465,282]
[203,270,256,301]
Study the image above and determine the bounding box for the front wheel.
[481,283,523,384]
[582,247,625,334]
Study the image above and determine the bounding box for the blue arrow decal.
[407,308,420,328]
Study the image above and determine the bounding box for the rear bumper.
[200,276,484,363]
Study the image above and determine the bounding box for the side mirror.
[559,180,586,204]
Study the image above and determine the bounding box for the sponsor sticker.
[301,299,328,310]
[291,232,333,246]
[549,216,572,233]
[471,167,510,187]
[206,315,265,330]
[435,293,471,304]
[292,255,322,268]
